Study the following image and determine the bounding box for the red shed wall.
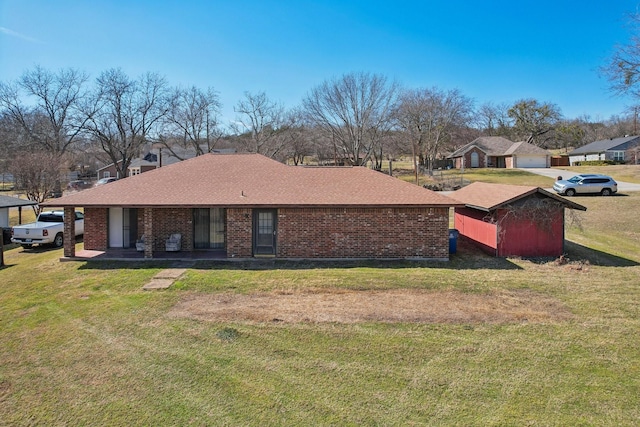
[496,209,564,257]
[454,208,497,255]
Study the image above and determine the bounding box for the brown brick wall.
[145,208,193,252]
[276,207,449,259]
[457,147,486,169]
[83,206,450,260]
[84,207,108,250]
[227,208,253,257]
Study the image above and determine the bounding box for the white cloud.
[0,26,40,43]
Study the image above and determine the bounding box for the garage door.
[516,156,547,168]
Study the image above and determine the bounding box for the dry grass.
[561,164,640,183]
[170,288,572,324]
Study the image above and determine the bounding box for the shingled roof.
[451,182,586,211]
[568,135,640,155]
[43,153,460,208]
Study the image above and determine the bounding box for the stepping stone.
[153,268,187,280]
[143,279,175,290]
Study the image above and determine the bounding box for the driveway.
[519,168,640,193]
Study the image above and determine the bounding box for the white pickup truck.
[11,210,84,248]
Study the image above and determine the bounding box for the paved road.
[519,168,640,193]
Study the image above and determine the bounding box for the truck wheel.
[54,233,64,248]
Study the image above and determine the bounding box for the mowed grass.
[1,186,640,425]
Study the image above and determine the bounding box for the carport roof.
[450,182,587,212]
[0,195,38,209]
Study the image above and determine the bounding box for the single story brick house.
[451,182,586,257]
[449,136,551,169]
[44,153,461,260]
[568,135,640,165]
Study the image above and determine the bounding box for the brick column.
[63,206,76,258]
[143,207,154,259]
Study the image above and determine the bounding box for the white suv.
[553,174,617,196]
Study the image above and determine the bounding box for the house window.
[103,171,111,178]
[613,151,625,162]
[193,208,226,250]
[129,167,141,176]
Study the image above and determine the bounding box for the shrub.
[573,160,619,166]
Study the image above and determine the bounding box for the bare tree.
[508,99,562,147]
[83,69,169,178]
[602,12,640,99]
[395,87,474,177]
[9,151,63,214]
[0,66,89,154]
[476,102,513,137]
[231,91,285,158]
[279,108,313,165]
[160,86,223,159]
[303,72,399,166]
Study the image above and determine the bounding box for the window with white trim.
[613,151,625,162]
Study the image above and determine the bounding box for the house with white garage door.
[449,136,551,169]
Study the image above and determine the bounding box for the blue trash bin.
[449,229,459,254]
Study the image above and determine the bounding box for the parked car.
[67,180,92,190]
[95,177,117,186]
[553,174,618,196]
[11,210,84,248]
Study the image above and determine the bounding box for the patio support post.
[143,207,154,259]
[63,206,76,258]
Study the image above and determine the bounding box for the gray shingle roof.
[0,195,38,209]
[569,136,640,155]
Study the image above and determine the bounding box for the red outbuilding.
[451,182,586,257]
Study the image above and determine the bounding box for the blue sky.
[0,0,638,125]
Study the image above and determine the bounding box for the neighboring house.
[449,136,551,169]
[43,153,461,260]
[96,147,237,178]
[451,182,586,257]
[97,158,158,179]
[568,135,640,165]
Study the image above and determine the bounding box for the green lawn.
[1,184,640,425]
